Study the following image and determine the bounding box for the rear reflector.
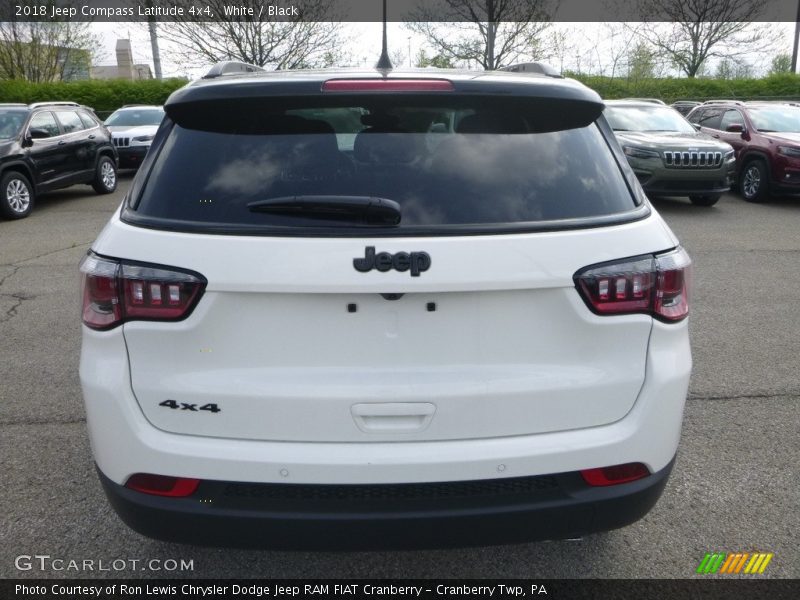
[126,474,200,497]
[80,253,206,330]
[574,247,691,322]
[322,79,454,92]
[580,463,650,486]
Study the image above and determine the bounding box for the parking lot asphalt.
[1,178,798,579]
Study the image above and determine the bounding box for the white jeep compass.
[79,64,691,549]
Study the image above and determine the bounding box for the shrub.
[0,78,187,113]
[570,73,800,103]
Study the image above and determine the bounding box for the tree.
[769,53,793,75]
[415,49,458,68]
[155,0,344,70]
[390,47,408,68]
[636,0,774,78]
[406,0,558,70]
[541,27,574,75]
[0,2,100,82]
[599,23,650,80]
[626,41,657,80]
[715,58,753,80]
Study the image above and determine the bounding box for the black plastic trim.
[97,457,675,550]
[120,203,651,238]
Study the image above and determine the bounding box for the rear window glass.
[106,108,164,126]
[132,99,636,235]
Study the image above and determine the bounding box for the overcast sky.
[90,21,797,80]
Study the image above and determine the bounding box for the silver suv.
[605,100,735,206]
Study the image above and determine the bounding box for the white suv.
[79,65,692,549]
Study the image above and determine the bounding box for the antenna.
[376,0,393,70]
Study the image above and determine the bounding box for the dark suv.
[687,100,800,202]
[0,102,118,219]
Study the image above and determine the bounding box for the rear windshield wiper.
[247,195,401,225]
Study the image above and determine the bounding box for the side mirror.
[28,128,50,139]
[692,123,701,131]
[726,124,745,133]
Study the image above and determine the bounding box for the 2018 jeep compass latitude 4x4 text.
[79,64,692,549]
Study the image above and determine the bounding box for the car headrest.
[456,112,528,134]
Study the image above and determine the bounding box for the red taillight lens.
[574,248,691,322]
[125,473,200,497]
[322,78,454,92]
[580,463,650,486]
[653,250,691,321]
[80,253,206,330]
[121,263,205,320]
[80,254,122,329]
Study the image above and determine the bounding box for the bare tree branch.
[406,0,558,70]
[155,0,345,70]
[636,0,775,77]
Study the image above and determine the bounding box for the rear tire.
[0,171,35,219]
[92,156,117,194]
[740,160,769,203]
[689,194,720,207]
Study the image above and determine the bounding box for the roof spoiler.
[203,61,265,79]
[497,62,562,79]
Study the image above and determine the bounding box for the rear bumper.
[98,457,675,550]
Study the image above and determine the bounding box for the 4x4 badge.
[353,246,431,277]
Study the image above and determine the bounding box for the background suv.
[605,99,735,206]
[104,105,164,169]
[0,101,117,219]
[80,64,692,549]
[687,100,800,202]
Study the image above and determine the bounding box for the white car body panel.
[87,209,680,444]
[108,124,158,146]
[80,319,690,485]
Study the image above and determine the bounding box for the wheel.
[0,171,34,219]
[92,155,117,194]
[740,160,769,203]
[689,194,720,207]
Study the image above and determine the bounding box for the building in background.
[92,39,153,80]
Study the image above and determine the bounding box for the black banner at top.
[2,0,800,23]
[3,579,800,600]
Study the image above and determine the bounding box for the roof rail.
[701,99,744,106]
[744,99,800,106]
[28,101,81,108]
[203,61,265,79]
[497,62,563,79]
[0,103,28,107]
[620,97,666,105]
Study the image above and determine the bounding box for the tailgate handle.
[351,403,436,433]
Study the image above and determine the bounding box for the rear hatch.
[107,76,676,442]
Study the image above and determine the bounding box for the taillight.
[574,247,691,322]
[80,253,206,330]
[580,463,650,486]
[125,473,200,497]
[322,79,454,92]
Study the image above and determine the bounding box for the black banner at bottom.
[3,579,799,600]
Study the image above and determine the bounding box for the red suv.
[687,101,800,202]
